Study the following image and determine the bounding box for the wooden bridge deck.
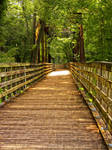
[0,70,107,150]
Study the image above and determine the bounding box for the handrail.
[69,62,112,134]
[0,63,53,106]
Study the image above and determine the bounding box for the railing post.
[70,61,112,134]
[24,65,26,89]
[0,63,53,107]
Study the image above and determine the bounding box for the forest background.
[0,0,112,63]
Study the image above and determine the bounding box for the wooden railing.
[70,62,112,134]
[0,63,53,106]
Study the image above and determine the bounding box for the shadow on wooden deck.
[0,70,107,150]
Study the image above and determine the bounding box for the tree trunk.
[41,23,45,63]
[37,42,40,63]
[36,23,42,63]
[31,12,36,63]
[48,54,51,63]
[79,24,85,63]
[21,1,29,38]
[45,34,48,62]
[73,36,80,62]
[33,12,36,44]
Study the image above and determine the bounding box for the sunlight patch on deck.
[48,70,70,76]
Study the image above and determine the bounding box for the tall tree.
[1,0,112,63]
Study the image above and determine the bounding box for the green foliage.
[32,44,37,52]
[0,0,33,62]
[5,95,8,100]
[20,90,23,94]
[50,36,73,63]
[0,99,2,104]
[0,0,112,63]
[84,0,112,61]
[89,98,93,102]
[0,47,17,63]
[0,88,3,94]
[79,87,84,91]
[0,0,7,20]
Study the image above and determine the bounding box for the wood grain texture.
[70,62,112,133]
[0,70,107,150]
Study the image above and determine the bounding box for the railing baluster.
[69,62,112,134]
[0,63,53,107]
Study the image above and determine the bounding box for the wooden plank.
[0,69,107,149]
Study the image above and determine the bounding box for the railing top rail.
[70,61,112,71]
[0,63,50,68]
[87,61,112,65]
[70,61,112,65]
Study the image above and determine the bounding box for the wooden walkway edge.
[0,70,107,150]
